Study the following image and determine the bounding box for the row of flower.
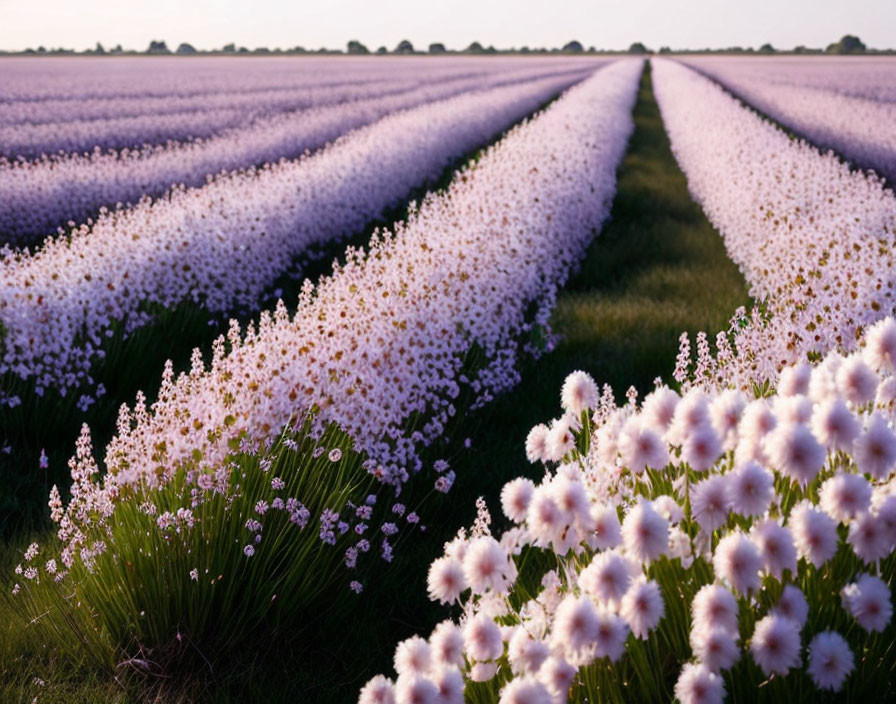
[652,58,896,390]
[361,319,896,703]
[0,63,595,246]
[0,69,592,397]
[681,56,896,183]
[11,60,642,660]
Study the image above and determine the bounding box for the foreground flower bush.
[361,318,896,703]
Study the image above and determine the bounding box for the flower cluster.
[362,323,896,702]
[1,69,592,394]
[652,58,896,389]
[44,61,642,581]
[683,55,896,183]
[0,61,597,246]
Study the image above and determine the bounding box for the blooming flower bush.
[652,58,896,389]
[0,61,596,246]
[361,319,896,703]
[10,60,642,666]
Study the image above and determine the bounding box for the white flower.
[501,478,536,523]
[621,500,669,564]
[427,557,467,605]
[560,370,599,416]
[819,472,872,523]
[691,584,739,635]
[841,573,893,632]
[462,537,515,595]
[749,614,801,676]
[586,503,622,550]
[463,613,504,662]
[810,398,860,452]
[551,595,599,665]
[750,519,797,580]
[764,422,825,486]
[673,663,724,704]
[864,318,896,373]
[394,636,432,676]
[593,610,629,662]
[807,631,854,692]
[394,674,438,704]
[618,417,668,474]
[713,532,762,596]
[498,677,552,704]
[847,511,890,563]
[641,386,680,431]
[836,355,878,406]
[727,461,774,518]
[620,576,664,639]
[469,661,498,682]
[578,550,637,609]
[778,363,811,397]
[853,412,896,480]
[691,475,731,533]
[535,656,576,700]
[429,620,464,668]
[773,584,809,629]
[507,627,550,675]
[431,665,464,704]
[545,416,575,462]
[689,626,740,672]
[789,500,839,568]
[359,675,396,704]
[681,423,723,473]
[525,424,550,464]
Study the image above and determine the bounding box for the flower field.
[1,50,895,704]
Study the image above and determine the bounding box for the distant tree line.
[5,35,891,56]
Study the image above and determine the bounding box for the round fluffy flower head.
[508,627,550,675]
[536,656,576,700]
[778,362,812,397]
[551,595,599,665]
[621,576,664,639]
[749,614,801,677]
[549,474,590,523]
[811,398,860,452]
[593,610,629,662]
[710,389,747,451]
[667,388,711,446]
[727,461,774,518]
[527,487,565,547]
[674,663,724,704]
[427,556,467,605]
[808,630,854,692]
[773,584,809,628]
[875,491,896,545]
[764,422,825,486]
[622,499,669,564]
[750,519,797,580]
[819,473,872,523]
[431,666,463,704]
[713,532,762,596]
[463,613,504,662]
[836,355,878,406]
[865,318,896,373]
[618,417,668,474]
[773,395,813,426]
[789,500,839,568]
[847,510,890,564]
[578,550,637,609]
[502,478,536,523]
[854,412,896,480]
[587,503,622,551]
[653,494,684,524]
[681,423,723,473]
[430,620,464,668]
[809,352,844,403]
[691,584,739,635]
[498,677,552,704]
[841,573,893,632]
[690,626,740,672]
[641,386,680,431]
[469,661,498,682]
[394,636,432,677]
[545,416,575,463]
[691,474,731,533]
[525,424,550,464]
[462,536,514,595]
[561,370,599,416]
[394,673,440,704]
[359,675,396,704]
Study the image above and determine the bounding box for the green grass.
[0,63,751,702]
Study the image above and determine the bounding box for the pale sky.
[0,0,893,52]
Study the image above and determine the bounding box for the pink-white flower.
[561,370,599,416]
[431,666,464,704]
[618,417,668,474]
[536,656,576,700]
[807,630,854,692]
[810,398,860,452]
[853,412,896,480]
[864,318,896,373]
[578,550,637,609]
[713,532,762,596]
[689,626,740,672]
[620,576,664,639]
[429,620,464,668]
[359,675,396,704]
[764,422,825,486]
[773,584,809,629]
[750,519,797,580]
[749,614,801,676]
[727,461,774,518]
[641,386,680,432]
[394,636,432,676]
[819,473,872,523]
[778,363,812,397]
[836,355,878,406]
[789,500,839,568]
[681,423,723,473]
[847,511,891,563]
[501,478,536,523]
[586,503,622,551]
[691,475,731,533]
[551,595,599,665]
[691,584,739,635]
[427,556,467,605]
[673,663,724,704]
[462,537,515,595]
[463,613,504,662]
[525,424,550,464]
[621,500,669,563]
[593,610,629,662]
[507,627,550,675]
[498,677,552,704]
